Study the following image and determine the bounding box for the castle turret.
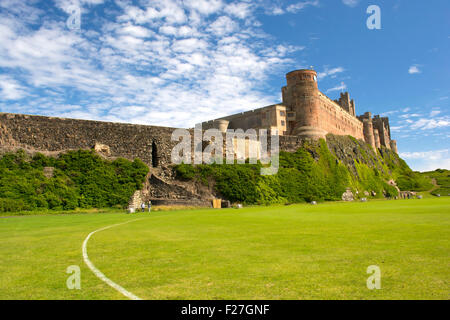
[357,112,377,150]
[373,128,381,149]
[213,120,229,133]
[350,99,356,117]
[282,69,326,139]
[335,92,356,116]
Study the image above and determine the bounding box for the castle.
[0,68,397,171]
[202,69,397,153]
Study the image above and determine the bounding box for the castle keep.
[203,69,397,153]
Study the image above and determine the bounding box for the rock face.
[128,190,144,210]
[342,188,354,201]
[325,134,381,175]
[94,143,111,156]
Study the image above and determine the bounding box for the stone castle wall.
[0,113,177,167]
[315,91,364,140]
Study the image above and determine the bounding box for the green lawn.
[1,198,449,300]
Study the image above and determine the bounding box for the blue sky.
[0,0,448,171]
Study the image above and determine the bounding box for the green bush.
[0,150,149,212]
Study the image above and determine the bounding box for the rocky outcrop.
[342,188,354,201]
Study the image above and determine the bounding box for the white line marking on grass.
[82,218,146,300]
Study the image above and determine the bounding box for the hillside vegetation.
[0,150,148,212]
[421,169,450,196]
[175,136,432,205]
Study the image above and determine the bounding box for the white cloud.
[410,117,450,130]
[119,1,187,25]
[342,0,359,7]
[207,16,238,36]
[184,0,223,15]
[117,24,153,38]
[286,0,319,13]
[266,6,285,15]
[381,110,400,116]
[224,2,253,19]
[317,66,345,80]
[408,65,421,74]
[172,38,209,53]
[390,125,405,132]
[430,109,441,117]
[326,82,347,93]
[399,113,421,119]
[0,75,27,100]
[400,149,449,161]
[400,149,450,171]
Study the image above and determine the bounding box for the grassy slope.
[420,169,450,197]
[0,198,449,300]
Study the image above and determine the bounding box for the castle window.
[281,120,285,126]
[280,111,286,117]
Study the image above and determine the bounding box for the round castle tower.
[282,69,327,139]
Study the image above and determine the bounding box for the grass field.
[0,198,449,300]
